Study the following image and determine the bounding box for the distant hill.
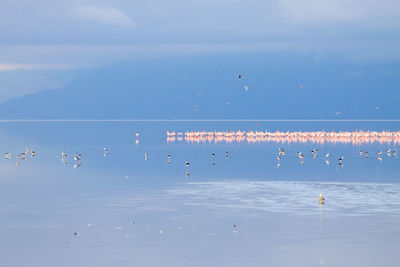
[0,54,399,119]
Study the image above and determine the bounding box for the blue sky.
[0,0,399,102]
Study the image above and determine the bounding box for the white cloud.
[0,63,73,72]
[278,0,400,24]
[71,5,135,28]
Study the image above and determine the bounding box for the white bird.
[319,194,325,205]
[244,85,248,91]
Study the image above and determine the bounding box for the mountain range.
[0,54,398,119]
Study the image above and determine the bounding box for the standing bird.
[377,151,382,161]
[325,153,329,165]
[338,156,344,166]
[144,153,149,161]
[185,161,190,176]
[167,154,171,164]
[61,152,67,165]
[74,153,82,161]
[311,149,318,158]
[319,194,325,205]
[104,148,109,157]
[244,85,248,91]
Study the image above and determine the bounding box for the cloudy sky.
[1,0,399,67]
[0,0,399,101]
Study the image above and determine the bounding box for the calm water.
[0,121,400,267]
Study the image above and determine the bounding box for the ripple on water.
[166,181,400,217]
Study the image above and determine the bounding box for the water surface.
[0,121,399,267]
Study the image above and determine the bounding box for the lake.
[0,121,399,267]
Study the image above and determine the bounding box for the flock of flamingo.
[166,129,400,145]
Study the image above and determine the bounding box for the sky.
[0,0,399,101]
